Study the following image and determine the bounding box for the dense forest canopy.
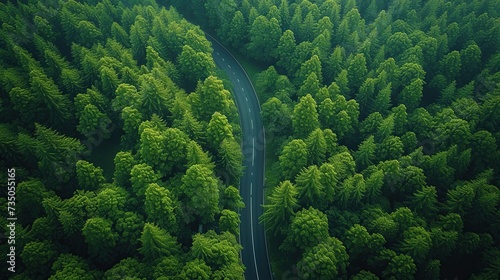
[172,0,500,279]
[1,0,500,279]
[1,0,246,279]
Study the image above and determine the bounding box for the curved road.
[205,34,272,280]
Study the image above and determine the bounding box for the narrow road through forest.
[205,33,272,280]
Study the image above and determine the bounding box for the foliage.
[2,0,500,278]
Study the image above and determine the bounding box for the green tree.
[76,160,105,191]
[400,226,432,263]
[129,15,149,63]
[374,82,392,114]
[323,129,339,158]
[21,241,57,278]
[446,183,475,216]
[179,259,211,280]
[368,215,399,243]
[178,45,216,88]
[153,256,181,279]
[409,107,434,139]
[295,55,322,86]
[227,11,247,50]
[410,185,438,218]
[49,253,99,280]
[260,180,299,236]
[355,135,377,170]
[16,180,52,224]
[297,72,321,99]
[279,139,308,180]
[293,94,319,138]
[297,237,349,280]
[76,20,102,48]
[186,140,214,168]
[190,230,242,270]
[221,185,245,211]
[383,253,417,280]
[30,70,72,127]
[247,16,282,61]
[337,173,366,209]
[219,209,240,235]
[386,32,412,58]
[376,136,404,161]
[325,46,345,84]
[180,164,220,223]
[347,53,367,92]
[319,163,338,203]
[296,165,324,207]
[139,223,180,262]
[218,138,244,185]
[329,151,356,181]
[145,183,177,233]
[305,128,327,165]
[275,29,297,73]
[33,124,85,183]
[207,112,234,149]
[190,76,233,122]
[261,97,292,137]
[365,169,384,204]
[111,22,130,47]
[399,78,423,111]
[175,111,204,141]
[82,217,118,263]
[139,74,172,118]
[130,163,159,198]
[113,151,136,187]
[163,127,190,175]
[9,87,37,124]
[77,104,111,140]
[439,50,461,81]
[346,224,386,261]
[460,43,481,80]
[104,257,147,280]
[430,227,458,260]
[435,117,472,151]
[95,186,128,220]
[471,130,498,168]
[391,104,408,136]
[284,207,329,251]
[115,211,144,254]
[112,83,140,111]
[396,62,425,88]
[357,77,379,116]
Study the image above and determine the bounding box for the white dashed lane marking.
[252,138,255,166]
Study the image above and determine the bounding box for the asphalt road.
[205,34,272,280]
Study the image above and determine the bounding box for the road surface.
[205,33,272,280]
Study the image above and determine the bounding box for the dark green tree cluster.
[168,0,500,278]
[0,0,245,279]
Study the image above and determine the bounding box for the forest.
[0,0,499,279]
[1,0,246,279]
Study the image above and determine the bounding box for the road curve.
[205,33,272,280]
